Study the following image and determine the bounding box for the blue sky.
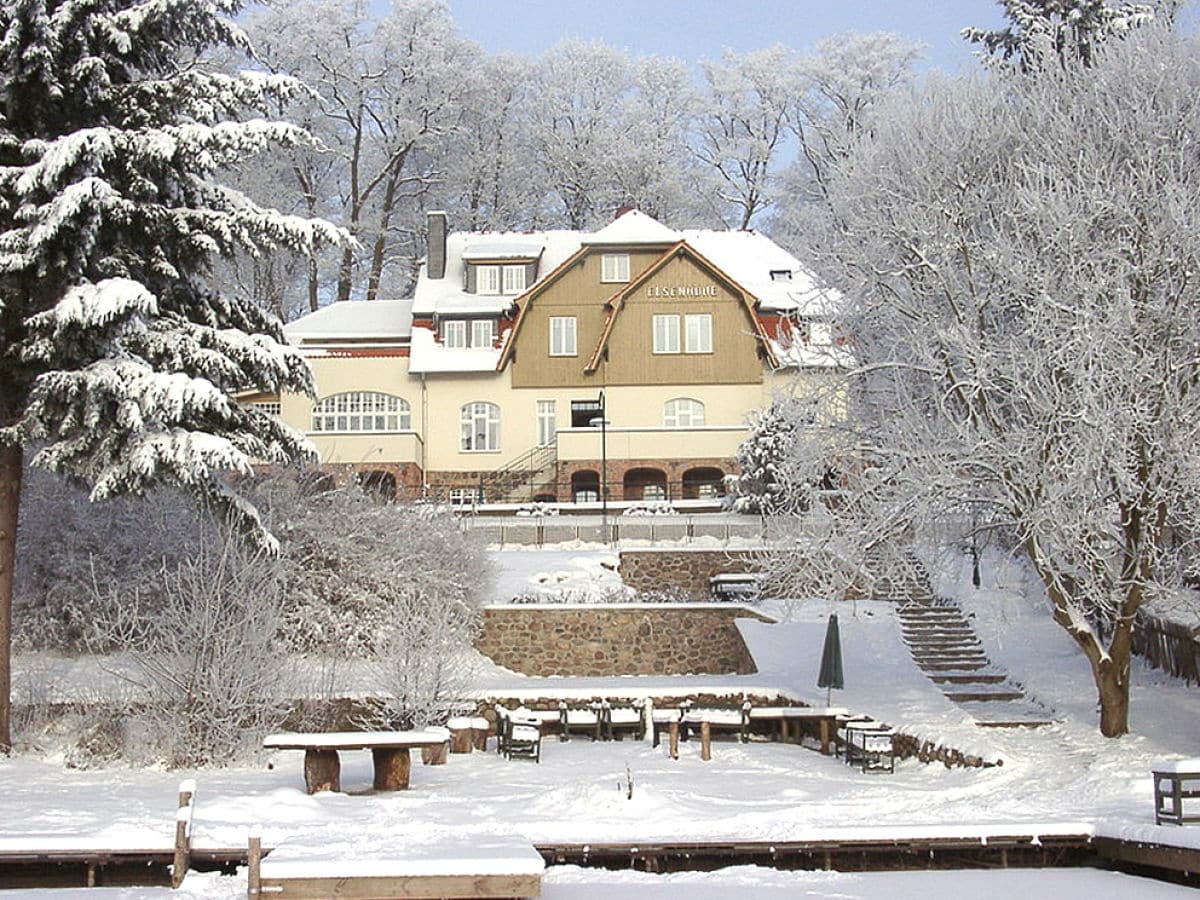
[443,0,1009,72]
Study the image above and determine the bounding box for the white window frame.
[549,316,577,356]
[476,265,501,295]
[653,314,680,354]
[246,400,281,417]
[448,487,478,506]
[460,401,500,452]
[442,319,467,349]
[502,264,526,294]
[685,313,713,354]
[536,400,557,447]
[664,397,705,428]
[312,392,410,433]
[601,253,630,283]
[471,319,495,349]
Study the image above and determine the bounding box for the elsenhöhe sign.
[646,284,719,298]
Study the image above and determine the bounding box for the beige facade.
[279,210,843,503]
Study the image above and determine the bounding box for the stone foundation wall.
[474,604,772,676]
[620,549,763,599]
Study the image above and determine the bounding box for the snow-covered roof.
[411,230,582,317]
[284,300,413,344]
[412,213,841,327]
[582,209,681,245]
[461,241,544,261]
[408,326,502,374]
[682,230,841,316]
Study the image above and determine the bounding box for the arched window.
[461,401,500,451]
[663,397,705,428]
[312,392,410,433]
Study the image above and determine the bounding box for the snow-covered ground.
[4,545,1200,898]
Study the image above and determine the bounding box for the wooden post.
[372,747,412,790]
[304,748,341,793]
[247,827,262,899]
[669,721,680,760]
[701,720,712,761]
[171,780,195,889]
[819,717,833,756]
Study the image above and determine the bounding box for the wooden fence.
[1134,612,1200,684]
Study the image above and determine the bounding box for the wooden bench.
[1154,760,1200,825]
[263,730,451,794]
[248,829,543,899]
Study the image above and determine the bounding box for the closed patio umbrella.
[817,613,844,705]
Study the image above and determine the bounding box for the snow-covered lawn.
[5,545,1200,898]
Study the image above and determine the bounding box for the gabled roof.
[582,209,680,245]
[582,241,779,372]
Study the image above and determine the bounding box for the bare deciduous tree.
[778,23,1200,736]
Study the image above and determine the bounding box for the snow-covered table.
[746,706,850,755]
[262,730,451,794]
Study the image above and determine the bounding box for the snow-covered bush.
[92,529,292,768]
[250,472,491,657]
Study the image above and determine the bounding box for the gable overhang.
[583,240,779,372]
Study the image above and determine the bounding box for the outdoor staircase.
[896,556,1055,728]
[480,444,558,504]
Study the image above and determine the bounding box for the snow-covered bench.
[247,829,544,900]
[1154,760,1200,825]
[262,730,451,793]
[494,706,544,762]
[839,721,895,774]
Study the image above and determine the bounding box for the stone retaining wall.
[474,604,772,676]
[619,548,763,599]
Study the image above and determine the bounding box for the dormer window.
[601,254,630,283]
[474,263,527,295]
[477,265,502,295]
[502,265,526,294]
[769,269,793,282]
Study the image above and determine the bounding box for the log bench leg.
[669,722,680,760]
[372,747,413,791]
[421,741,449,766]
[701,721,712,762]
[304,749,341,794]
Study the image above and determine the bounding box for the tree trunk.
[0,442,20,754]
[1097,618,1134,737]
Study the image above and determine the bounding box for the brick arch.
[682,466,726,499]
[623,467,667,501]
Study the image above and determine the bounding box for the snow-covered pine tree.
[0,0,342,751]
[963,0,1156,69]
[734,398,816,514]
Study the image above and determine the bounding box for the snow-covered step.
[943,688,1027,703]
[928,671,1007,685]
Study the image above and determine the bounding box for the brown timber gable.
[585,243,778,384]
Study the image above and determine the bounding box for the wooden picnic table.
[746,706,849,755]
[263,730,450,794]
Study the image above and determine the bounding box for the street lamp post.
[590,390,608,543]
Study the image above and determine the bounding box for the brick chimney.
[427,210,447,280]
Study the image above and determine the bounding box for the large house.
[267,209,843,505]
